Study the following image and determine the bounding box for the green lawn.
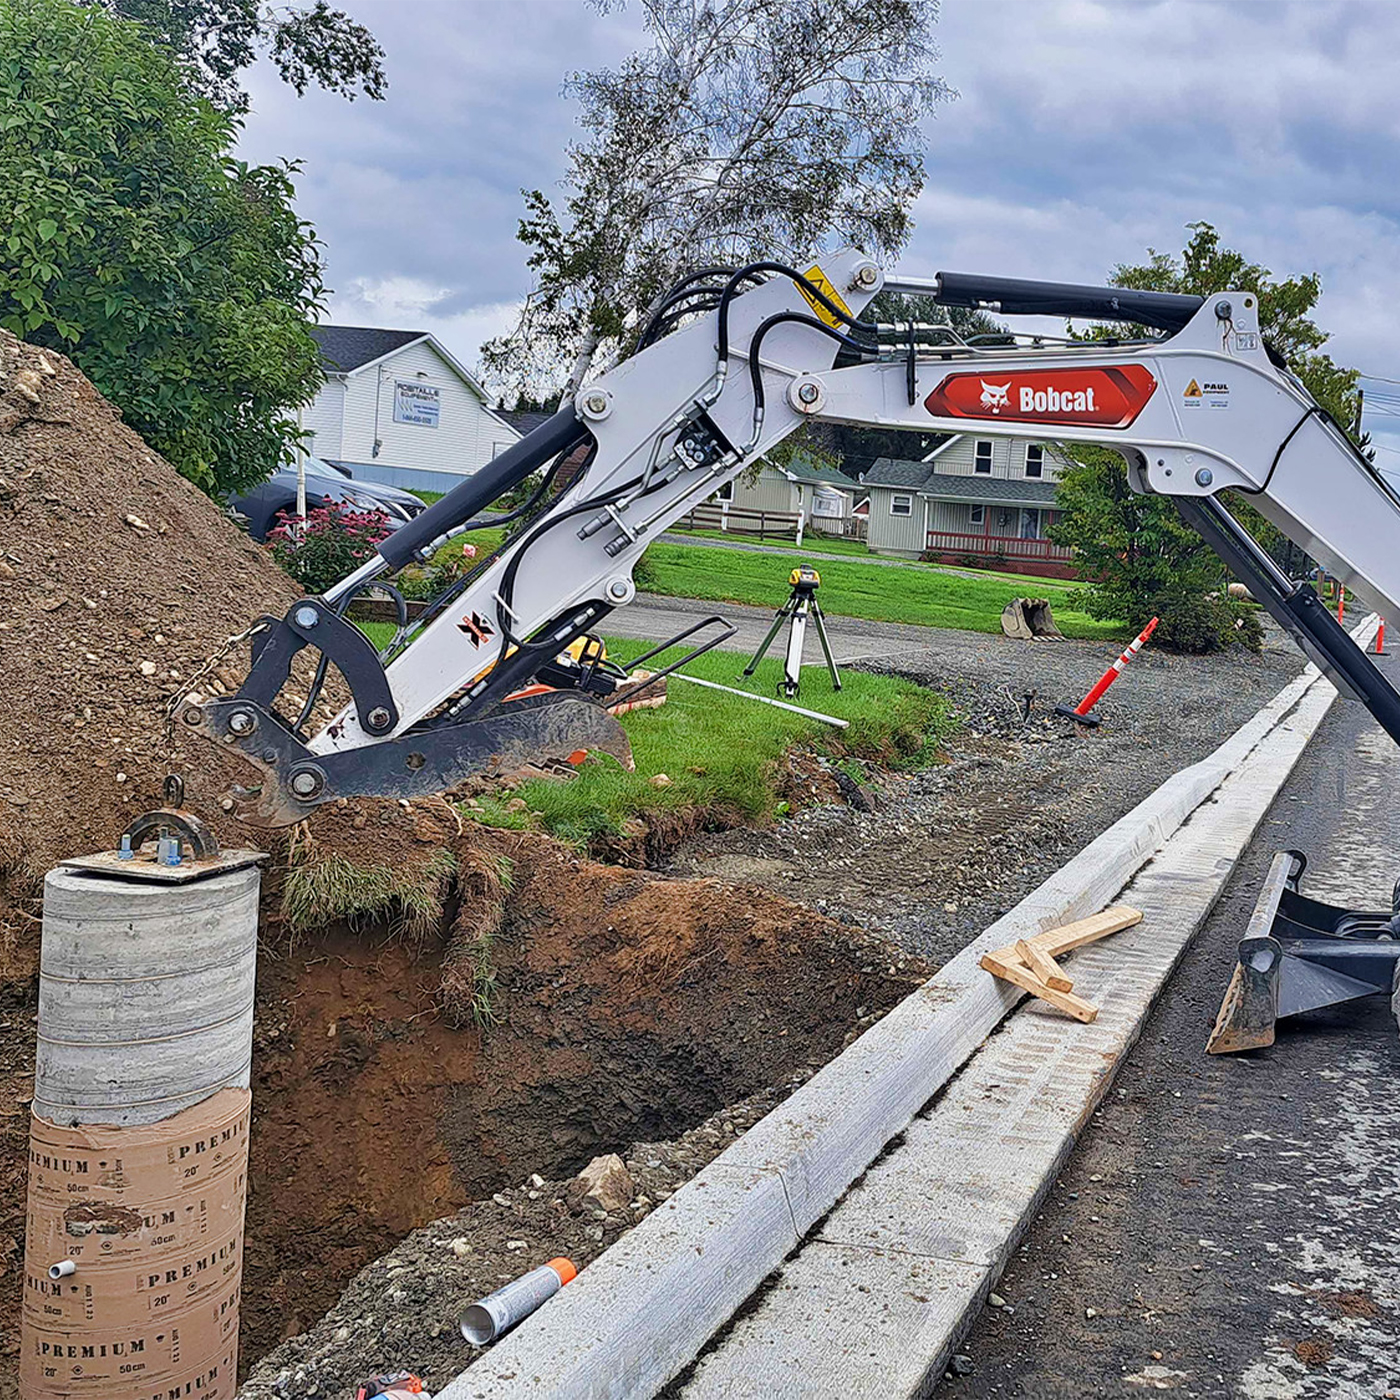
[667,526,1081,585]
[389,526,1120,639]
[667,526,878,559]
[635,541,1122,639]
[354,622,952,845]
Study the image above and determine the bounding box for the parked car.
[230,457,430,540]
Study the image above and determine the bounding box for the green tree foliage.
[485,0,953,399]
[1051,446,1261,653]
[0,0,326,493]
[1051,222,1359,652]
[81,0,386,111]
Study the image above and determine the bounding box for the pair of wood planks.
[979,904,1143,1023]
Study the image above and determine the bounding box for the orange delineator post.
[1057,616,1159,727]
[1377,618,1387,656]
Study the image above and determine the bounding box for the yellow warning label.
[1184,378,1201,397]
[795,263,853,330]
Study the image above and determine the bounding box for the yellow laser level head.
[789,565,821,589]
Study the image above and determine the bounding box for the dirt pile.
[0,333,468,973]
[0,332,302,894]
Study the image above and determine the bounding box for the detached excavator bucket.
[1207,850,1400,1054]
[1000,597,1065,641]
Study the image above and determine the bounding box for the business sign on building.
[393,381,441,428]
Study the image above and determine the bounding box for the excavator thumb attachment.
[1001,597,1065,641]
[1207,849,1400,1054]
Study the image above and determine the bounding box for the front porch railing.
[925,530,1073,563]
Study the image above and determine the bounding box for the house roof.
[863,455,1059,508]
[863,457,933,490]
[498,409,556,437]
[310,325,425,373]
[778,452,859,490]
[921,475,1059,507]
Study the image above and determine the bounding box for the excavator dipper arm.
[187,249,1400,825]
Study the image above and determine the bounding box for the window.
[969,505,985,527]
[974,440,993,474]
[1025,444,1044,478]
[1020,508,1042,540]
[715,479,734,501]
[890,493,913,517]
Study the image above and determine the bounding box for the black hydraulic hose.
[634,265,738,350]
[635,287,726,351]
[494,469,645,650]
[293,578,409,735]
[716,261,876,378]
[745,312,876,421]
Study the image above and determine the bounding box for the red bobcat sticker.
[926,364,1156,428]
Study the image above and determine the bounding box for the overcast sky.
[236,0,1400,460]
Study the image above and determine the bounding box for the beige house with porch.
[860,435,1076,577]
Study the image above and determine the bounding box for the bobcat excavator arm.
[185,248,1400,825]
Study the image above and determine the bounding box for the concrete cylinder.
[21,863,259,1400]
[34,866,258,1126]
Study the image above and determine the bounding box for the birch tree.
[485,0,952,399]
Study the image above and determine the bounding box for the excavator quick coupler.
[1207,849,1400,1054]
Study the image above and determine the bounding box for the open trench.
[234,830,925,1378]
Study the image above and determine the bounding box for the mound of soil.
[0,332,301,906]
[0,333,470,974]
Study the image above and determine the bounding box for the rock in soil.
[568,1153,635,1214]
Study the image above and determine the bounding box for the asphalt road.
[939,651,1400,1400]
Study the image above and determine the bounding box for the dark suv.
[230,457,429,540]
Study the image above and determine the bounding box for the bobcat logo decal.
[979,380,1011,413]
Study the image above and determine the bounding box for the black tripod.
[742,565,841,699]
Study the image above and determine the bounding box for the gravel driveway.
[666,615,1304,964]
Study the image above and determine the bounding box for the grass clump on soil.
[282,845,459,944]
[441,845,514,1028]
[634,539,1123,639]
[354,624,953,849]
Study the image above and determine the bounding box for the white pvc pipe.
[460,1258,577,1345]
[669,673,849,728]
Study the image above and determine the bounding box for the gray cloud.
[235,0,1400,456]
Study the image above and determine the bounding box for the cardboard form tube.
[460,1258,578,1345]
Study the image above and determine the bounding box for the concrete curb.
[680,630,1364,1397]
[441,629,1371,1400]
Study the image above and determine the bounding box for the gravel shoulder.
[667,617,1303,965]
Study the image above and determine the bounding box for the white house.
[861,435,1076,577]
[302,327,521,493]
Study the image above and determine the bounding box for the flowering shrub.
[267,502,393,595]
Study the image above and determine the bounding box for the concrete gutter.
[441,627,1373,1400]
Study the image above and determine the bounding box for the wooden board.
[1014,937,1072,991]
[1030,904,1143,957]
[978,951,1098,1022]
